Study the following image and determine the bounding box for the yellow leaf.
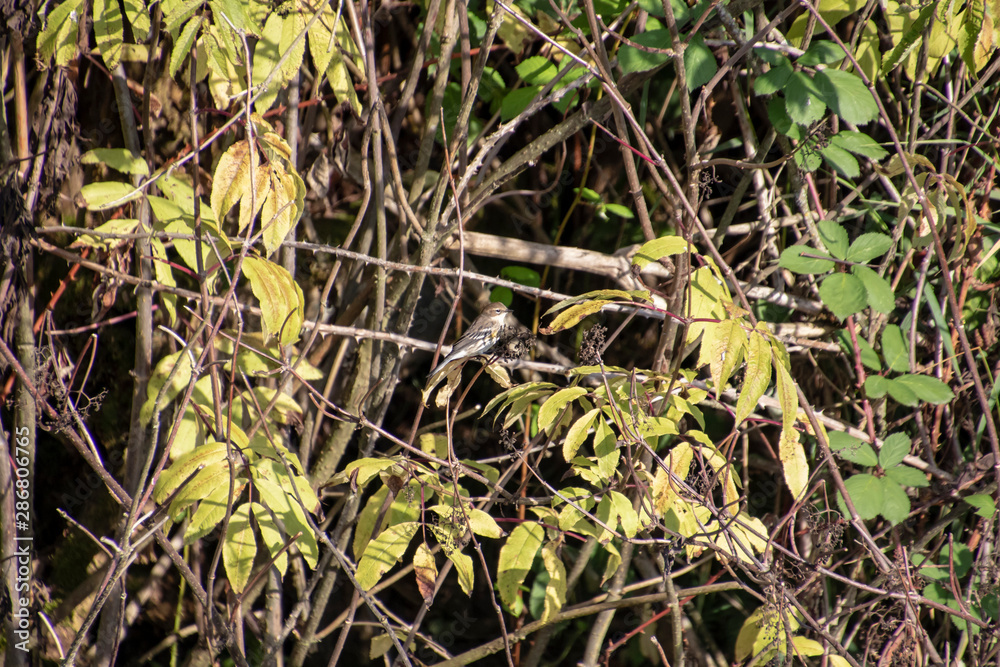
[413,542,438,604]
[491,0,535,51]
[252,501,288,575]
[70,218,140,251]
[686,266,729,346]
[735,606,780,661]
[483,363,512,388]
[562,408,599,461]
[774,355,808,500]
[308,5,362,116]
[734,325,772,424]
[240,164,270,234]
[540,543,566,622]
[651,443,693,516]
[223,503,256,593]
[543,300,610,333]
[242,256,304,344]
[356,522,419,591]
[261,162,299,255]
[791,636,825,657]
[253,9,306,111]
[150,237,178,324]
[497,522,544,608]
[212,140,259,222]
[447,549,474,595]
[701,318,746,398]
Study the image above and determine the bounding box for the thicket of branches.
[2,0,999,665]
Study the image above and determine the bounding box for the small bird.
[429,302,513,380]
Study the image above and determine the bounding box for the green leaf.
[170,16,203,78]
[209,0,258,36]
[468,509,504,539]
[829,130,888,160]
[516,56,557,84]
[753,60,793,95]
[880,324,910,373]
[609,490,639,538]
[885,377,919,406]
[885,465,929,488]
[602,203,634,219]
[632,236,690,268]
[815,68,878,125]
[820,143,859,178]
[846,232,893,262]
[836,328,882,371]
[964,493,997,519]
[878,477,911,525]
[865,375,890,398]
[916,543,973,581]
[839,473,882,520]
[500,265,541,287]
[252,502,288,575]
[252,9,305,111]
[537,387,588,432]
[594,418,620,482]
[961,0,995,74]
[882,3,934,75]
[186,480,246,543]
[223,502,256,593]
[356,522,419,591]
[619,29,670,74]
[307,6,361,116]
[778,245,835,274]
[819,273,867,320]
[767,97,798,137]
[141,349,194,426]
[828,431,878,467]
[893,374,955,405]
[923,582,983,633]
[853,265,895,314]
[785,71,827,125]
[684,34,717,90]
[563,408,599,461]
[501,86,541,121]
[798,41,845,66]
[252,461,320,569]
[164,0,203,38]
[94,0,124,70]
[490,286,513,304]
[38,0,87,67]
[817,219,849,259]
[82,148,150,176]
[794,140,823,171]
[497,522,544,609]
[879,432,911,469]
[122,0,151,40]
[153,441,228,503]
[77,181,143,211]
[169,461,232,517]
